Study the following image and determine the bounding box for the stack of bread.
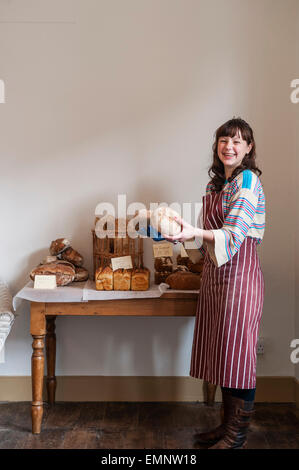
[95,265,150,291]
[30,238,89,286]
[154,256,173,285]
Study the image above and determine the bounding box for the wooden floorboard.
[0,402,298,449]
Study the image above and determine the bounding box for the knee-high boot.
[209,394,254,449]
[194,388,232,446]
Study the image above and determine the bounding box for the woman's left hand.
[162,215,197,243]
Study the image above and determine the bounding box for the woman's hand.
[162,215,198,243]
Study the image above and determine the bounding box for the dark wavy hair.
[208,118,262,192]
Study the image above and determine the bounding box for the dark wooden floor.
[0,402,298,449]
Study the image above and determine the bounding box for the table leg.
[46,316,57,405]
[30,303,46,434]
[203,380,217,406]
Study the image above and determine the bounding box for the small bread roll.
[186,257,204,274]
[154,256,173,273]
[151,207,181,237]
[154,271,171,285]
[50,238,70,256]
[61,247,84,267]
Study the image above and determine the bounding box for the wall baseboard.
[0,376,296,403]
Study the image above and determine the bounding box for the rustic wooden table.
[30,291,217,434]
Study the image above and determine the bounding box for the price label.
[111,256,133,271]
[34,275,57,289]
[153,242,173,258]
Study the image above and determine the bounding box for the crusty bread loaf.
[154,256,173,273]
[61,247,84,267]
[165,272,201,290]
[30,260,75,286]
[113,269,132,290]
[95,266,113,290]
[131,267,150,291]
[50,238,70,256]
[74,267,89,282]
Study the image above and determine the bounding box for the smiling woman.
[162,118,266,449]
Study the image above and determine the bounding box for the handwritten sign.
[34,275,57,289]
[153,242,173,258]
[111,256,133,271]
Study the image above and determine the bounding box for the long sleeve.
[207,170,264,268]
[194,203,206,257]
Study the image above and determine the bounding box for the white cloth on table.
[13,280,199,308]
[12,280,86,310]
[0,279,15,353]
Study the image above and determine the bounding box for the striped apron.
[189,189,265,389]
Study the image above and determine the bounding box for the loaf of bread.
[95,266,113,290]
[151,207,181,237]
[74,267,89,282]
[154,271,171,284]
[61,247,84,267]
[131,267,150,291]
[30,260,75,286]
[50,238,70,256]
[113,269,132,290]
[165,272,201,290]
[154,256,173,273]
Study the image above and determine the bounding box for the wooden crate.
[92,216,144,277]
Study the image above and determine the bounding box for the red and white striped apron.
[189,189,265,389]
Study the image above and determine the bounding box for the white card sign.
[34,275,57,289]
[153,242,173,258]
[111,256,133,271]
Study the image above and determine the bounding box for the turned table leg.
[203,380,217,406]
[46,316,57,405]
[30,302,46,434]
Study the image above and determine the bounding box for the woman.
[164,118,265,449]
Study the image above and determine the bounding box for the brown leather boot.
[209,395,255,449]
[194,388,232,446]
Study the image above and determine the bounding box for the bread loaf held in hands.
[30,260,75,286]
[151,207,181,237]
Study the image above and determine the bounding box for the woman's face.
[217,130,252,173]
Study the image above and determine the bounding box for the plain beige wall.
[295,4,299,381]
[0,0,298,380]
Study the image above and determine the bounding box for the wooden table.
[30,291,217,434]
